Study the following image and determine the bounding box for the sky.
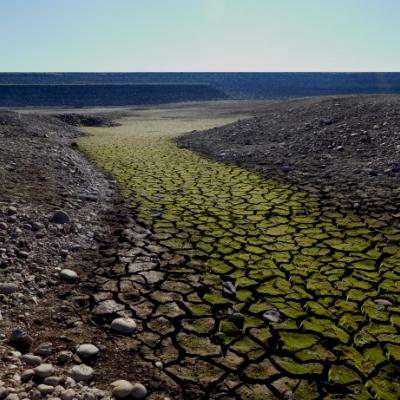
[0,0,399,72]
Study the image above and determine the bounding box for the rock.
[155,361,163,369]
[4,394,18,400]
[229,312,244,328]
[222,281,236,297]
[58,351,73,364]
[61,389,76,400]
[0,222,7,230]
[37,384,54,394]
[43,376,62,386]
[0,283,18,295]
[9,330,33,353]
[69,364,94,382]
[263,310,283,323]
[111,317,137,335]
[60,269,78,282]
[111,380,133,398]
[7,206,17,215]
[32,222,45,231]
[76,344,99,360]
[34,363,54,378]
[0,388,9,400]
[131,383,147,399]
[34,342,53,356]
[21,369,34,382]
[21,354,42,366]
[29,389,41,400]
[50,210,70,224]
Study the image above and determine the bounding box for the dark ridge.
[0,83,227,107]
[1,72,400,98]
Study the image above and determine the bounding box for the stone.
[43,376,62,386]
[131,383,147,399]
[4,394,18,400]
[50,210,70,224]
[9,330,33,353]
[58,351,73,364]
[37,384,54,394]
[0,388,9,400]
[111,380,133,398]
[21,369,34,382]
[61,389,76,400]
[34,342,53,356]
[263,310,283,323]
[0,283,18,295]
[111,317,137,335]
[70,364,94,382]
[21,354,42,366]
[34,363,54,378]
[60,269,78,282]
[76,344,99,359]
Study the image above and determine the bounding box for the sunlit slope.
[79,113,400,399]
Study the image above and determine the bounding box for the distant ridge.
[0,83,226,107]
[1,72,400,99]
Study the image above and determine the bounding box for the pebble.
[263,310,283,323]
[60,269,79,282]
[5,394,18,400]
[0,388,9,400]
[111,380,133,398]
[76,344,99,360]
[9,330,33,353]
[0,283,18,295]
[50,210,70,224]
[131,383,147,399]
[110,317,137,335]
[58,351,73,364]
[34,363,54,378]
[34,342,53,356]
[155,361,163,369]
[43,376,62,386]
[70,364,94,382]
[60,389,76,400]
[21,354,42,366]
[37,384,54,394]
[21,369,34,382]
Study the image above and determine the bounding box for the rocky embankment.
[0,112,171,400]
[178,95,400,219]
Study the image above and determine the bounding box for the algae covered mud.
[79,106,400,399]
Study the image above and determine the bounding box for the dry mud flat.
[1,96,400,400]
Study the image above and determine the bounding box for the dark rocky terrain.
[178,95,400,219]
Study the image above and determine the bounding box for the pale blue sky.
[0,0,399,72]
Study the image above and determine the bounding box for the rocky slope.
[177,95,400,219]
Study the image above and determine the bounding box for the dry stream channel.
[78,109,400,399]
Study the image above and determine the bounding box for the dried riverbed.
[78,108,400,399]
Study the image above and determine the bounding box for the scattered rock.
[34,363,54,378]
[60,269,79,282]
[34,342,53,357]
[76,344,99,360]
[131,383,147,399]
[50,210,70,224]
[111,380,133,398]
[110,317,137,335]
[21,354,42,366]
[263,310,283,323]
[37,384,54,394]
[69,364,94,382]
[9,330,33,353]
[0,283,18,295]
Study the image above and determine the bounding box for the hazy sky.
[1,0,399,72]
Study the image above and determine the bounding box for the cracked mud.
[78,111,400,399]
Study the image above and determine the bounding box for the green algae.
[79,111,400,398]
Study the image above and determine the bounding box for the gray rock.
[0,388,9,400]
[263,310,283,323]
[37,384,54,394]
[60,269,78,282]
[21,369,34,382]
[131,383,147,399]
[4,394,18,400]
[76,344,99,360]
[34,342,53,356]
[0,283,18,295]
[111,380,133,398]
[69,364,94,382]
[43,376,61,386]
[61,389,76,400]
[58,351,73,364]
[21,354,42,366]
[50,210,70,224]
[111,317,137,335]
[34,363,54,378]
